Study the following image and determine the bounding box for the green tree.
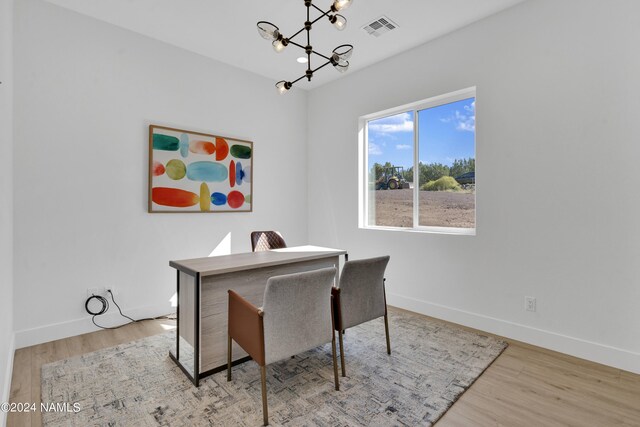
[369,163,381,181]
[369,162,395,182]
[369,162,395,181]
[404,166,414,182]
[450,158,475,178]
[419,162,450,184]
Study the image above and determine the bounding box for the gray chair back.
[338,256,390,329]
[262,267,337,365]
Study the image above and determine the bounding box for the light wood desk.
[169,245,347,386]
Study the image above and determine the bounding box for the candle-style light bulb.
[333,0,352,11]
[331,14,347,30]
[276,81,292,94]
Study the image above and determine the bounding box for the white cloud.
[465,101,476,113]
[440,100,475,132]
[368,142,383,156]
[457,100,476,132]
[368,112,413,134]
[396,144,412,150]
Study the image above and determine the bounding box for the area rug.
[42,310,507,426]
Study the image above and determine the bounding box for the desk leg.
[176,270,180,359]
[194,272,201,387]
[170,270,201,387]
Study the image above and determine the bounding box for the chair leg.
[227,335,232,381]
[384,313,391,355]
[331,330,340,391]
[338,329,346,377]
[260,366,269,426]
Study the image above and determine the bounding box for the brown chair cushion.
[228,290,265,366]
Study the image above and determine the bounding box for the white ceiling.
[44,0,526,90]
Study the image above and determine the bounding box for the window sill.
[360,225,476,236]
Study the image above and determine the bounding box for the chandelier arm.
[289,26,308,40]
[311,59,332,74]
[310,10,331,26]
[287,39,307,51]
[312,51,331,61]
[311,3,326,15]
[291,74,308,85]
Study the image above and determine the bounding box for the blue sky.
[367,98,475,170]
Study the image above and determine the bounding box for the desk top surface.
[170,245,346,277]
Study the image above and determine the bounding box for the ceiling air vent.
[362,16,398,37]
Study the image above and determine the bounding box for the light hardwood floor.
[7,308,640,426]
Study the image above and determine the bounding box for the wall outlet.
[525,296,537,312]
[106,287,120,299]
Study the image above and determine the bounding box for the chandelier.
[257,0,354,94]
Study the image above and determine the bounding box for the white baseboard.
[1,333,15,427]
[387,292,640,375]
[14,303,174,349]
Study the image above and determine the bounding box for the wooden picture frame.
[148,125,253,213]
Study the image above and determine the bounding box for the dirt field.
[373,188,475,228]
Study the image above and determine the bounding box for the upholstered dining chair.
[332,255,390,377]
[250,230,287,252]
[227,267,340,426]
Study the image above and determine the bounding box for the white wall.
[0,0,15,422]
[13,0,308,346]
[308,0,640,373]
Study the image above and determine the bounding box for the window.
[360,88,476,234]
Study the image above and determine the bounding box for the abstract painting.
[148,125,252,213]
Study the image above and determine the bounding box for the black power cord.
[85,290,172,330]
